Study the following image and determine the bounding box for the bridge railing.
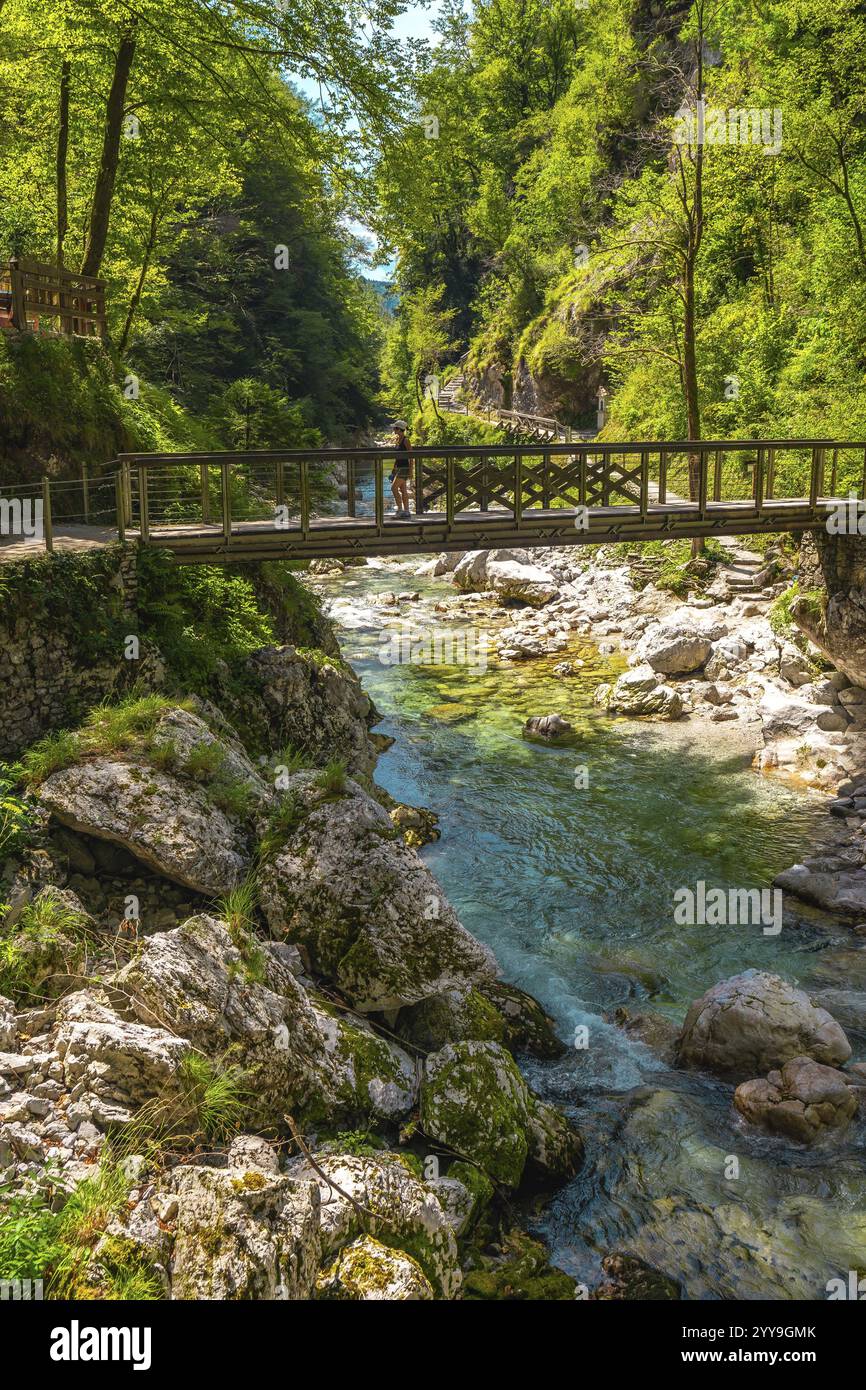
[113,439,866,543]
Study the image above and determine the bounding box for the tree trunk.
[118,208,159,354]
[56,60,70,271]
[80,25,137,279]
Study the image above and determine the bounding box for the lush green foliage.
[377,0,866,444]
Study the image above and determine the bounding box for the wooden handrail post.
[446,456,455,529]
[659,450,668,505]
[754,447,765,513]
[115,470,126,542]
[639,450,650,519]
[542,450,551,509]
[346,459,356,518]
[766,447,776,500]
[200,463,211,523]
[299,459,310,537]
[513,452,523,523]
[138,466,150,541]
[42,478,53,552]
[82,461,90,523]
[698,448,709,520]
[220,461,231,542]
[809,445,823,508]
[374,457,384,535]
[713,449,722,502]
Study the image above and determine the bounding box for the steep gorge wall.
[795,530,866,687]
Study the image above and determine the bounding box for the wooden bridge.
[2,440,865,563]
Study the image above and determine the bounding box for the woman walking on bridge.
[389,420,413,518]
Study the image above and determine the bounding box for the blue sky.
[292,3,445,278]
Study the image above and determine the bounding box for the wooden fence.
[0,258,107,337]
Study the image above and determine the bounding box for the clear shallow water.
[317,561,866,1299]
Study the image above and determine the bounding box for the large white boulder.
[676,971,851,1077]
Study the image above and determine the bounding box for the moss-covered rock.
[420,1041,583,1190]
[316,1235,434,1300]
[397,987,506,1051]
[113,914,418,1129]
[0,887,93,1003]
[463,1230,577,1301]
[286,1151,468,1297]
[475,979,566,1059]
[592,1252,681,1301]
[258,775,498,1012]
[169,1163,322,1300]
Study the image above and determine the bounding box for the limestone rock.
[52,990,191,1115]
[396,987,506,1051]
[676,970,852,1076]
[169,1162,322,1300]
[594,666,683,720]
[286,1151,464,1297]
[452,548,532,592]
[258,775,497,1012]
[633,622,712,675]
[419,1040,582,1188]
[485,559,557,607]
[734,1056,859,1143]
[40,759,250,895]
[475,979,565,1058]
[773,863,866,919]
[0,996,16,1051]
[114,914,418,1126]
[247,645,377,777]
[522,713,576,744]
[316,1235,434,1300]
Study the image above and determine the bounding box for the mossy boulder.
[316,1235,434,1300]
[476,980,565,1058]
[113,915,418,1128]
[463,1230,577,1301]
[0,887,93,1003]
[287,1151,467,1297]
[396,987,506,1051]
[169,1163,322,1300]
[258,775,497,1012]
[419,1041,582,1189]
[592,1252,681,1301]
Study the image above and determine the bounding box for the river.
[312,556,866,1300]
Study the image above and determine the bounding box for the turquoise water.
[317,561,866,1299]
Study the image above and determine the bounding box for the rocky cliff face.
[0,596,582,1301]
[795,530,866,688]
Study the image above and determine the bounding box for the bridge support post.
[754,447,765,514]
[346,460,356,518]
[659,450,667,505]
[82,462,90,523]
[698,449,709,521]
[639,450,649,520]
[200,464,211,524]
[446,457,455,529]
[513,453,523,524]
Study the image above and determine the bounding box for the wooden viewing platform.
[1,440,865,564]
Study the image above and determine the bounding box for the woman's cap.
[392,420,408,431]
